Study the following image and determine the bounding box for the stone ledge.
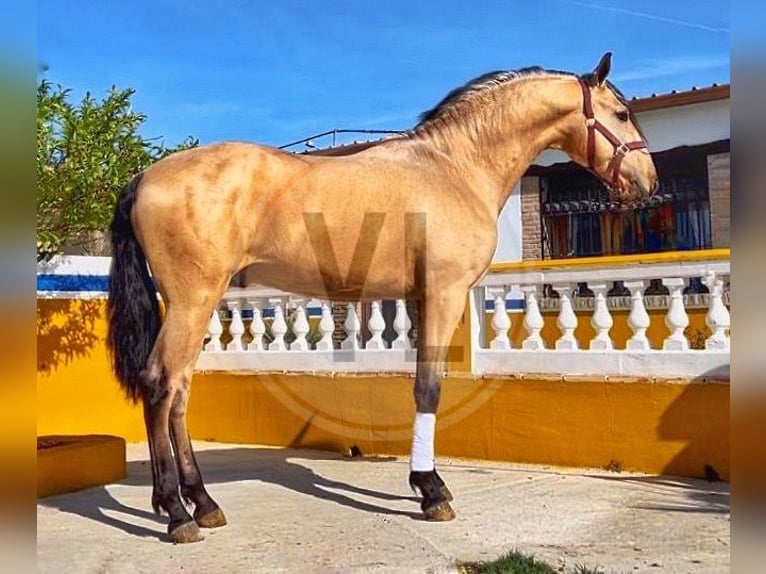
[37,434,126,498]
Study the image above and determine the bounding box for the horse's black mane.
[417,66,628,127]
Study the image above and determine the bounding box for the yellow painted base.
[189,372,730,480]
[37,435,127,498]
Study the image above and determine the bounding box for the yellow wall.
[186,372,729,480]
[37,299,146,441]
[38,435,126,497]
[37,298,730,480]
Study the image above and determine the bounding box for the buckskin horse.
[107,53,657,543]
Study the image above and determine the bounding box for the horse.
[107,52,657,543]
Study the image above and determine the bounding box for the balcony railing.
[195,250,730,379]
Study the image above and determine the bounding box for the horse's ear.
[593,52,612,86]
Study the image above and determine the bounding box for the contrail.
[559,0,729,34]
[610,55,731,82]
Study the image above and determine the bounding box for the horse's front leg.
[408,289,467,521]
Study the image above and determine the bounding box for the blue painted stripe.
[238,307,322,320]
[485,299,525,311]
[37,275,403,319]
[37,274,109,292]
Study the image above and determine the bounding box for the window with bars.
[539,140,728,259]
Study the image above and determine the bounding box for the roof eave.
[631,84,730,113]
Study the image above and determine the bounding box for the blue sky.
[38,1,729,149]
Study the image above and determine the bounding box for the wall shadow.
[657,367,730,481]
[37,299,103,374]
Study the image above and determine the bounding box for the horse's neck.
[414,76,577,215]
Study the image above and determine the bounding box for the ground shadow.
[39,483,167,540]
[419,458,730,515]
[578,366,731,517]
[586,473,729,515]
[39,447,422,539]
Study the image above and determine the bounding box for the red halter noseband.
[579,79,648,189]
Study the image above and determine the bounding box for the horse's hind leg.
[143,301,223,543]
[169,380,227,529]
[142,388,201,543]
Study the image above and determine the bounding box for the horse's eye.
[616,109,629,122]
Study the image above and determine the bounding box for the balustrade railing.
[195,251,730,379]
[473,251,730,378]
[195,287,417,373]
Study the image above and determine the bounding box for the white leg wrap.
[410,412,436,471]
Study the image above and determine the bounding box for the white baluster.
[341,302,361,350]
[703,274,730,351]
[553,283,578,350]
[365,300,387,349]
[204,307,223,352]
[589,283,614,350]
[290,302,310,351]
[625,281,650,351]
[269,301,288,351]
[226,300,245,352]
[490,289,512,350]
[662,278,689,351]
[521,286,545,350]
[247,299,266,351]
[392,299,412,350]
[315,302,335,351]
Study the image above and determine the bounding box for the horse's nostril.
[651,178,659,194]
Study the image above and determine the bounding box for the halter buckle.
[585,118,596,127]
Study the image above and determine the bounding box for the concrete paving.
[37,441,730,573]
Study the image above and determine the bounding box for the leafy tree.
[36,80,197,257]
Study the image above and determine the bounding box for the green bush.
[36,80,197,258]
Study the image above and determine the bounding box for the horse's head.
[563,52,658,203]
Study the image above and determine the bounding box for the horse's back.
[139,142,307,197]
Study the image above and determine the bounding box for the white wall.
[530,98,730,167]
[493,182,521,262]
[636,99,730,152]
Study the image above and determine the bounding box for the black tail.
[107,173,160,403]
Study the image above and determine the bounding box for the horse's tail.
[107,173,160,403]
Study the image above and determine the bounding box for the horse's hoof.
[195,507,227,529]
[169,521,204,544]
[413,469,454,502]
[423,501,456,522]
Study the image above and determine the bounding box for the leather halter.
[579,79,648,189]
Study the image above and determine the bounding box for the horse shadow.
[38,446,422,540]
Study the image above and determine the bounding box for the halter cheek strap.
[579,79,648,189]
